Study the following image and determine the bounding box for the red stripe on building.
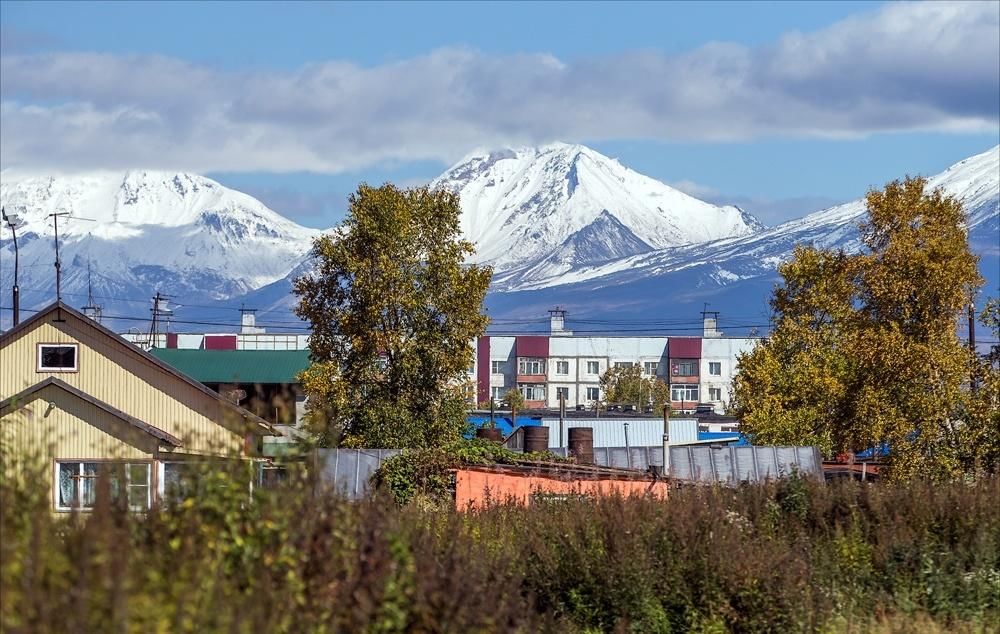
[204,334,238,350]
[514,335,549,358]
[668,337,701,358]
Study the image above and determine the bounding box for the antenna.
[81,260,103,323]
[47,212,96,305]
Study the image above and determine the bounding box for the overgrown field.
[2,463,998,633]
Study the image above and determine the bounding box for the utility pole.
[2,207,22,326]
[147,292,171,348]
[48,212,70,303]
[662,404,671,476]
[559,392,566,449]
[969,301,977,392]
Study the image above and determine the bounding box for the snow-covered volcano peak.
[432,142,761,271]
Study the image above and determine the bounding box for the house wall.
[1,315,246,456]
[1,384,155,461]
[453,468,669,510]
[700,338,759,413]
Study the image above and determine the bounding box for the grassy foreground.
[2,462,998,633]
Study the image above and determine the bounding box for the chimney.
[240,307,265,334]
[549,307,572,336]
[702,311,722,338]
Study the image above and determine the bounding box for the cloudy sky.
[1,0,998,226]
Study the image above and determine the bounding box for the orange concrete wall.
[454,468,669,510]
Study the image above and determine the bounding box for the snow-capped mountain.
[0,171,319,324]
[431,143,762,274]
[484,145,1000,323]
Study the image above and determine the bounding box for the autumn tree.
[732,177,987,480]
[294,184,492,448]
[600,364,670,413]
[503,387,525,425]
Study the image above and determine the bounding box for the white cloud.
[1,1,997,174]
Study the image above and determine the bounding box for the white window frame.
[490,386,506,401]
[613,361,636,369]
[37,343,79,372]
[491,360,505,374]
[555,386,570,401]
[708,361,722,376]
[555,360,569,375]
[518,383,545,401]
[586,361,600,375]
[518,358,545,375]
[671,359,698,377]
[643,361,659,375]
[709,387,722,401]
[586,386,600,401]
[671,384,700,402]
[55,461,151,511]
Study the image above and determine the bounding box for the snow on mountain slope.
[0,171,320,319]
[494,146,1000,303]
[431,143,762,272]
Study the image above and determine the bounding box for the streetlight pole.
[2,207,22,326]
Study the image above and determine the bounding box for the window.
[614,361,636,369]
[519,384,545,401]
[518,358,545,375]
[671,360,698,377]
[671,385,699,402]
[491,360,505,374]
[556,387,570,401]
[586,387,600,401]
[708,362,722,376]
[490,386,506,401]
[644,361,659,375]
[38,344,78,372]
[586,361,600,375]
[56,462,150,511]
[555,360,569,375]
[709,387,722,401]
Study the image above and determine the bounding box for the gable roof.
[148,349,310,384]
[0,377,183,447]
[0,302,278,436]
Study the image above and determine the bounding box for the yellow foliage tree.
[732,177,989,480]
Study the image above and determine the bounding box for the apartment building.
[475,310,761,414]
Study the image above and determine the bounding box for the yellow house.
[0,301,277,511]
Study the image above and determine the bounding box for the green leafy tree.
[732,177,986,480]
[503,387,525,425]
[294,184,492,448]
[599,364,670,413]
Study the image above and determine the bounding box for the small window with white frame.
[708,361,722,376]
[38,343,78,372]
[490,386,505,400]
[491,360,505,374]
[709,387,722,401]
[555,360,569,375]
[586,361,600,375]
[643,361,659,375]
[56,461,151,511]
[586,386,600,401]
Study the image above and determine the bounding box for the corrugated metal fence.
[313,448,400,499]
[550,445,822,483]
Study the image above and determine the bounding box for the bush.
[3,450,998,633]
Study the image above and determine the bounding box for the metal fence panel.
[669,445,822,484]
[314,449,400,499]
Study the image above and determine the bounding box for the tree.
[732,177,986,480]
[599,364,670,413]
[503,387,524,426]
[294,184,492,448]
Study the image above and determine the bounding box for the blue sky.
[2,1,998,227]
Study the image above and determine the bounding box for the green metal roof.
[148,349,311,385]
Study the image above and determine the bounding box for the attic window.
[38,344,78,372]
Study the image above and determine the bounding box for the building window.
[614,361,636,369]
[555,360,569,375]
[709,387,722,401]
[556,387,570,401]
[491,360,505,374]
[671,359,698,377]
[586,361,600,375]
[671,385,699,402]
[490,386,506,401]
[586,386,600,401]
[519,384,545,401]
[644,361,659,375]
[56,462,150,511]
[708,362,722,376]
[38,344,78,372]
[518,358,545,375]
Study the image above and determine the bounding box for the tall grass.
[2,457,998,633]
